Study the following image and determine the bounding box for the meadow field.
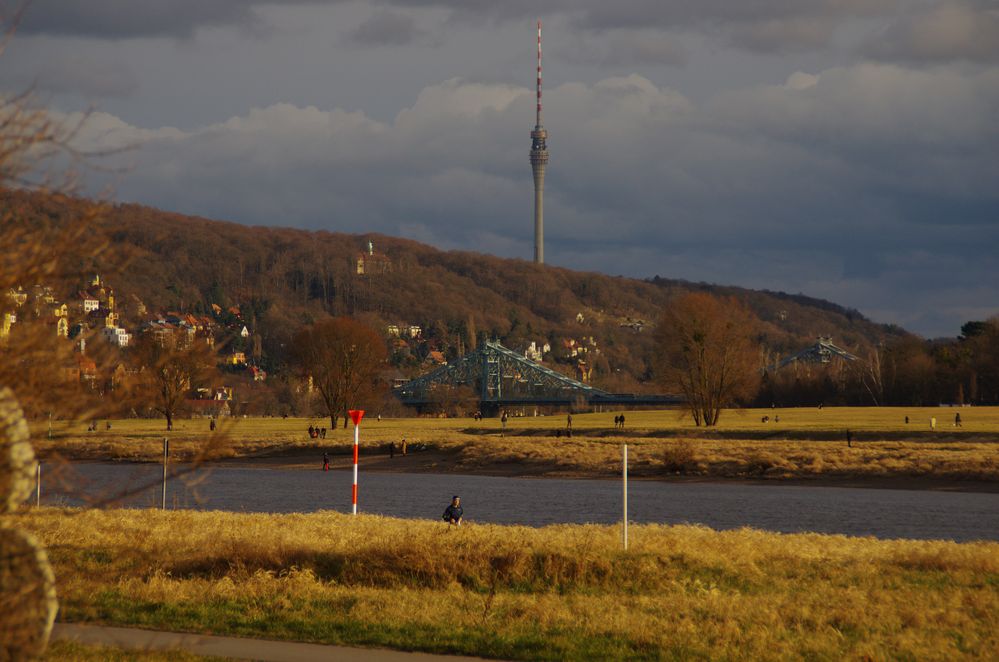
[30,407,999,487]
[18,507,999,661]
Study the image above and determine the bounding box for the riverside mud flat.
[32,407,999,489]
[19,508,999,661]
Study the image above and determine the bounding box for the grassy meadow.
[18,507,999,661]
[30,407,999,485]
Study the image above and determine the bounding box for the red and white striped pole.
[348,409,365,515]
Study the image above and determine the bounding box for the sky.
[4,0,998,338]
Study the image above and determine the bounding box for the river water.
[41,463,999,542]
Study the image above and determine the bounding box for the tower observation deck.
[530,19,549,264]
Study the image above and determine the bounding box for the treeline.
[761,320,999,407]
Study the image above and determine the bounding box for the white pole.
[623,444,628,551]
[162,437,169,510]
[352,423,359,515]
[36,462,41,507]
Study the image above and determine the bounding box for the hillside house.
[1,311,15,340]
[79,295,100,313]
[101,326,131,348]
[7,287,27,307]
[196,386,233,401]
[524,341,551,362]
[32,285,54,305]
[52,317,69,338]
[77,355,97,383]
[186,399,231,418]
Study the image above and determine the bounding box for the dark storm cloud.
[18,0,334,39]
[3,53,138,97]
[399,0,899,53]
[63,63,999,336]
[863,1,999,64]
[21,0,900,55]
[565,31,686,67]
[345,10,422,46]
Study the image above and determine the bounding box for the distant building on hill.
[356,240,392,275]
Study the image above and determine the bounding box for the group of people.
[307,424,327,439]
[613,414,626,429]
[388,438,408,458]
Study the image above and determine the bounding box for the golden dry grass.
[34,407,999,482]
[31,408,999,484]
[18,507,999,660]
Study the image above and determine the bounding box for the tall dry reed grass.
[19,508,999,660]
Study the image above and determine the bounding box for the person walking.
[401,437,408,456]
[846,429,852,448]
[955,412,962,427]
[442,496,463,526]
[619,414,625,430]
[566,412,573,431]
[322,452,329,472]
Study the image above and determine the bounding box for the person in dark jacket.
[442,496,463,526]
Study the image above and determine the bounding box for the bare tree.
[862,345,884,406]
[291,317,386,430]
[655,292,761,426]
[129,331,217,431]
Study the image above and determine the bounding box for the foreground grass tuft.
[17,508,999,660]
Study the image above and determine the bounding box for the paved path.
[52,623,494,661]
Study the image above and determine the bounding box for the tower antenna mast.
[529,19,549,264]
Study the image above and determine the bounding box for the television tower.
[530,19,549,264]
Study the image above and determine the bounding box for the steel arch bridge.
[394,340,682,409]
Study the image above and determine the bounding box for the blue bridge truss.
[394,340,681,409]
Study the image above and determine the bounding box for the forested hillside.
[3,188,904,392]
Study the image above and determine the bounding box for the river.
[40,462,999,542]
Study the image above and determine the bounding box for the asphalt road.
[51,623,495,661]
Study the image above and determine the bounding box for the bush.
[662,440,695,474]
